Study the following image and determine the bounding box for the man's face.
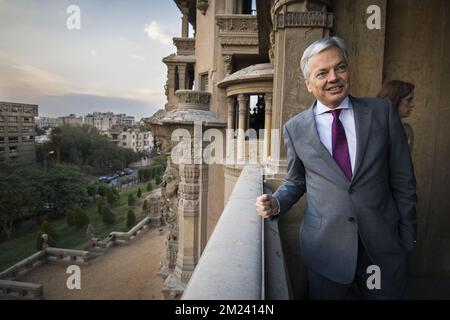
[305,47,350,109]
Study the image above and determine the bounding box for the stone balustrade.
[45,248,91,265]
[109,217,150,245]
[0,280,43,300]
[0,251,46,280]
[173,37,195,56]
[182,165,264,299]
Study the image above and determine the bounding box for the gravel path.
[18,228,167,300]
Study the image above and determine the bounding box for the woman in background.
[377,80,415,151]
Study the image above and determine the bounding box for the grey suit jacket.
[273,96,417,284]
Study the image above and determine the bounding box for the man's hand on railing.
[255,194,279,219]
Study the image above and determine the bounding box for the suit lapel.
[350,96,373,185]
[301,102,350,187]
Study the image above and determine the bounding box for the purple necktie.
[330,109,352,181]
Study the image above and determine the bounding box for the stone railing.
[45,248,91,264]
[182,165,264,299]
[0,280,43,300]
[0,251,46,281]
[109,217,150,245]
[0,247,90,300]
[0,216,154,300]
[173,37,195,56]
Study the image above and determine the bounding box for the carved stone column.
[223,55,232,76]
[174,162,200,282]
[264,93,273,161]
[167,64,177,110]
[237,93,249,162]
[178,64,187,90]
[227,96,236,130]
[271,0,333,168]
[181,4,189,38]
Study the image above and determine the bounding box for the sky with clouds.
[0,0,183,120]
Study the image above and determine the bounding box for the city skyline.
[0,0,184,120]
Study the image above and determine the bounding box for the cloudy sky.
[0,0,184,120]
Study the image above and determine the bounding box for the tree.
[127,209,137,229]
[97,199,105,216]
[106,188,120,206]
[39,124,141,175]
[66,207,76,226]
[66,205,89,228]
[97,183,109,198]
[128,193,136,206]
[41,164,88,217]
[137,188,142,198]
[146,182,153,192]
[0,168,44,239]
[102,207,116,224]
[155,175,162,186]
[87,184,97,202]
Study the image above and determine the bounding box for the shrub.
[146,182,153,192]
[97,199,105,215]
[66,207,76,226]
[155,175,162,186]
[137,188,142,198]
[127,209,137,229]
[128,193,136,206]
[102,207,116,224]
[67,205,89,228]
[106,188,119,206]
[73,207,90,228]
[97,183,109,198]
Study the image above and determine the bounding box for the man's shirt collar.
[314,96,352,116]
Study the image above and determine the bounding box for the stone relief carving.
[197,0,209,15]
[216,16,258,33]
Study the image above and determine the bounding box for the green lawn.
[0,182,157,272]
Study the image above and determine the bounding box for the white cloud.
[0,51,103,100]
[143,21,172,45]
[90,49,98,57]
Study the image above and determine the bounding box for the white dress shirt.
[314,96,357,173]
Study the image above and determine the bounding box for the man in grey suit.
[255,36,417,299]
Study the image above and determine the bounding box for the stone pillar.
[264,93,273,161]
[271,0,333,162]
[166,64,177,110]
[237,94,249,162]
[227,96,236,130]
[225,0,236,14]
[178,64,187,90]
[181,5,189,38]
[223,55,233,76]
[174,161,200,282]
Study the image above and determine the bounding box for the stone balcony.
[173,37,195,56]
[182,165,290,300]
[215,14,259,55]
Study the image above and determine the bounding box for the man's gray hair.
[300,36,348,79]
